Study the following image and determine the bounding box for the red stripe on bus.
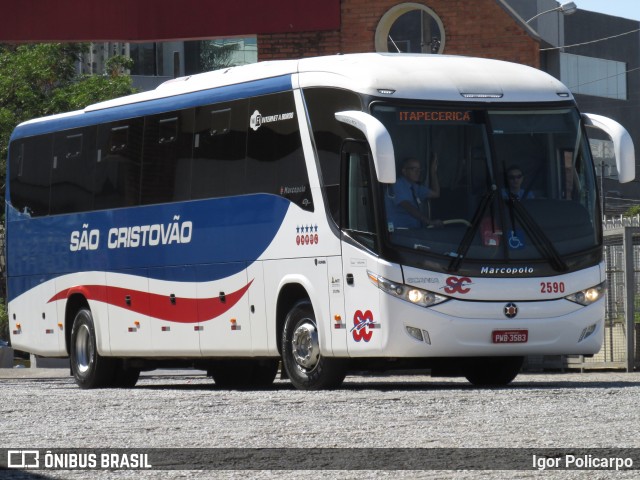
[48,280,253,323]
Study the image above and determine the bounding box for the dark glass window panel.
[247,92,312,211]
[140,109,194,205]
[50,127,96,215]
[303,87,363,222]
[95,118,144,209]
[191,100,248,199]
[9,135,52,216]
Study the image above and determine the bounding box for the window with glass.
[191,99,248,199]
[247,91,312,211]
[371,103,599,271]
[342,142,377,251]
[375,4,445,54]
[50,127,96,214]
[303,87,363,224]
[140,110,193,205]
[9,136,52,216]
[561,53,627,100]
[95,118,144,209]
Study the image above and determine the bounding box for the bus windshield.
[372,104,599,267]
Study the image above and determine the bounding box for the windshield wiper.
[508,198,568,272]
[447,187,497,272]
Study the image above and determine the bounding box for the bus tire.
[281,300,347,390]
[463,356,524,387]
[70,308,114,389]
[209,359,279,389]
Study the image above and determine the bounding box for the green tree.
[0,43,136,189]
[0,44,136,341]
[105,54,134,78]
[623,205,640,217]
[199,40,240,71]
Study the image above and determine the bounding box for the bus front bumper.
[372,297,604,358]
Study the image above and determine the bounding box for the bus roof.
[297,53,572,103]
[11,53,573,140]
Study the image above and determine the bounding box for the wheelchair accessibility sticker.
[508,229,525,249]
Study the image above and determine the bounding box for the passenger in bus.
[387,157,441,228]
[502,165,534,201]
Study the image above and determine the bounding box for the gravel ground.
[1,368,640,479]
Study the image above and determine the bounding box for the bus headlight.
[367,271,449,307]
[565,282,605,306]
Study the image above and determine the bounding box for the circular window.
[375,3,445,54]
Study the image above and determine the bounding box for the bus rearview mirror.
[335,111,396,183]
[582,113,635,183]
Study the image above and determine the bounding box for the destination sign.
[398,110,473,123]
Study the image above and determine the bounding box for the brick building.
[3,0,638,211]
[258,0,541,68]
[3,0,543,79]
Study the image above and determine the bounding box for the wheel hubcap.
[291,321,320,370]
[74,324,93,374]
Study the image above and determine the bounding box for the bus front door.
[340,143,383,356]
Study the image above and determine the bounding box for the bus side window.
[247,91,312,211]
[50,127,96,215]
[342,142,377,251]
[140,109,193,205]
[209,108,231,136]
[303,87,363,224]
[9,136,52,216]
[191,100,247,199]
[109,125,129,153]
[95,118,144,209]
[158,117,178,144]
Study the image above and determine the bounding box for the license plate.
[492,329,528,343]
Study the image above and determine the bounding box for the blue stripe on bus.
[9,75,293,140]
[6,193,290,300]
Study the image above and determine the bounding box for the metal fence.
[518,216,640,373]
[565,216,640,371]
[0,224,4,300]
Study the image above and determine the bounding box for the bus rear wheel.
[281,300,347,390]
[70,308,115,389]
[463,356,524,387]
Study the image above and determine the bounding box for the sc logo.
[444,276,472,294]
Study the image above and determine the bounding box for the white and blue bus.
[6,53,635,389]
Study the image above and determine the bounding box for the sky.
[571,0,640,21]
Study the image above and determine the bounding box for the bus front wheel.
[281,300,347,390]
[70,308,114,389]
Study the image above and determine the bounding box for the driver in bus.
[387,156,441,229]
[502,165,534,201]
